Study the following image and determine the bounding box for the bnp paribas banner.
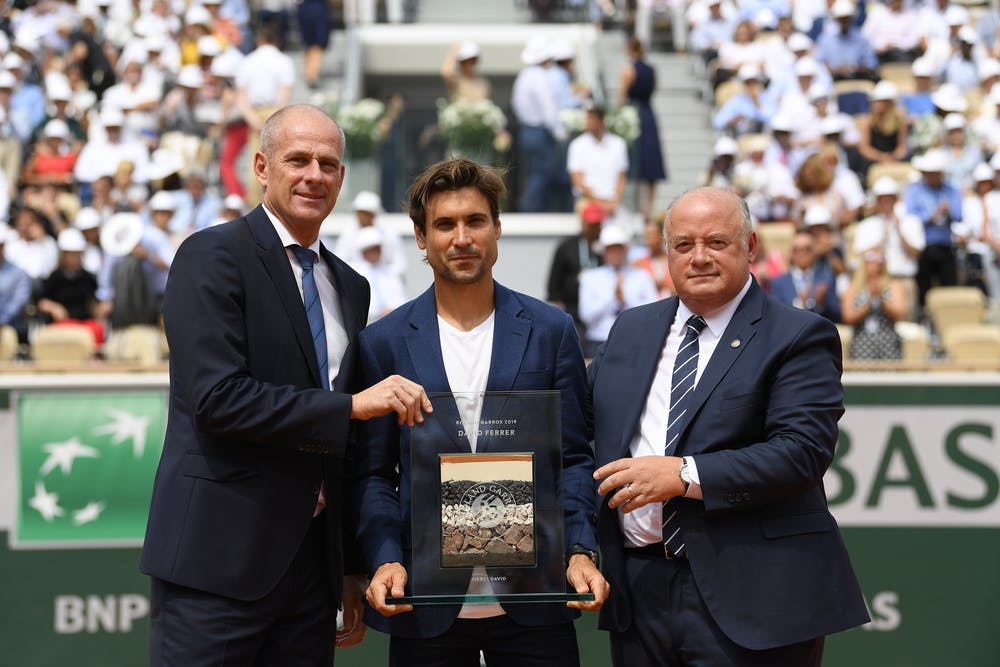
[14,391,166,548]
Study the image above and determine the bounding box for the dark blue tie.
[291,245,328,389]
[662,314,707,557]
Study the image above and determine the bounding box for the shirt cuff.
[683,456,703,500]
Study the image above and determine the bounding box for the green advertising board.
[1,378,998,665]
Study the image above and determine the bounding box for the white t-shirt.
[567,131,629,201]
[235,44,295,108]
[438,312,506,619]
[853,206,926,278]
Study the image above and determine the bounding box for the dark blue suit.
[353,282,598,640]
[587,280,868,653]
[770,267,842,323]
[141,206,369,637]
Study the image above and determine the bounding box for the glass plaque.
[387,390,594,606]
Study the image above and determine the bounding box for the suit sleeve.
[694,314,845,513]
[555,313,599,552]
[164,232,354,456]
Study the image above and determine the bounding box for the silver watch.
[679,460,693,493]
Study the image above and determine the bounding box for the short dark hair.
[406,158,506,234]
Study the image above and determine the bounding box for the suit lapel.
[403,288,470,454]
[618,299,677,457]
[678,282,765,455]
[247,207,322,387]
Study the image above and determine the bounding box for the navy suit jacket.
[587,280,868,650]
[770,267,842,323]
[353,282,598,639]
[140,206,370,606]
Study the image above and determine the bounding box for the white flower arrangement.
[338,97,386,159]
[559,108,586,136]
[606,106,640,143]
[437,98,509,154]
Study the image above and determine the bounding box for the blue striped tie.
[662,315,706,557]
[291,245,328,389]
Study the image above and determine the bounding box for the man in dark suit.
[770,230,842,322]
[141,104,430,666]
[588,187,868,666]
[355,158,609,666]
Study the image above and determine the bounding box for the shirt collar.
[262,203,322,255]
[676,275,753,338]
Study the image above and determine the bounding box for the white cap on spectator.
[101,106,125,127]
[144,33,167,53]
[43,118,71,140]
[2,52,23,71]
[456,41,481,62]
[707,0,722,5]
[147,148,184,181]
[820,115,845,135]
[989,86,1000,105]
[203,0,222,5]
[911,57,934,78]
[770,113,795,132]
[47,78,72,101]
[714,136,738,156]
[737,63,763,82]
[211,49,243,78]
[58,228,87,253]
[943,112,966,131]
[871,176,900,196]
[803,205,833,226]
[198,35,222,57]
[149,190,176,212]
[913,150,948,173]
[357,226,383,250]
[794,58,819,77]
[74,207,101,231]
[932,84,968,112]
[13,27,37,56]
[177,64,203,89]
[521,36,551,65]
[945,5,969,26]
[101,212,144,256]
[0,224,15,245]
[831,0,855,18]
[871,81,898,101]
[787,33,813,53]
[808,82,832,101]
[352,190,383,213]
[991,152,1000,171]
[548,40,575,62]
[185,5,212,26]
[597,225,631,250]
[0,70,16,89]
[223,194,245,212]
[754,8,776,29]
[972,162,994,182]
[0,31,9,55]
[958,25,978,45]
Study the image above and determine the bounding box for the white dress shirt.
[853,205,925,278]
[566,131,629,201]
[578,265,658,344]
[511,64,566,140]
[621,277,753,547]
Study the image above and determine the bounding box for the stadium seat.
[895,321,929,363]
[866,161,917,190]
[755,221,797,259]
[836,324,854,356]
[940,324,1000,365]
[31,324,96,362]
[714,78,744,108]
[0,324,17,361]
[834,79,874,116]
[877,64,915,95]
[103,325,166,366]
[925,286,986,340]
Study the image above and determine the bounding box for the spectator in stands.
[941,113,983,192]
[567,105,629,226]
[863,0,922,63]
[36,228,104,345]
[900,58,938,120]
[441,41,490,103]
[159,65,210,171]
[716,19,763,86]
[0,84,22,199]
[689,0,737,63]
[703,135,738,187]
[20,119,80,187]
[771,229,842,321]
[750,223,789,292]
[203,0,242,50]
[806,88,861,153]
[171,170,222,235]
[347,226,407,323]
[795,150,849,224]
[334,190,407,280]
[73,207,104,276]
[103,56,161,148]
[512,36,565,212]
[256,0,294,50]
[28,77,86,147]
[816,0,878,81]
[804,204,848,288]
[89,175,117,221]
[181,5,215,66]
[96,211,173,330]
[74,106,151,191]
[632,216,674,299]
[549,40,584,213]
[6,206,58,284]
[4,53,46,144]
[857,81,908,177]
[235,22,294,204]
[841,249,906,360]
[912,84,968,155]
[733,132,797,220]
[619,36,667,221]
[905,150,963,310]
[146,190,181,247]
[547,200,604,339]
[578,225,657,357]
[712,64,775,136]
[943,27,985,93]
[67,15,116,98]
[854,176,925,319]
[959,163,1000,300]
[0,225,31,341]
